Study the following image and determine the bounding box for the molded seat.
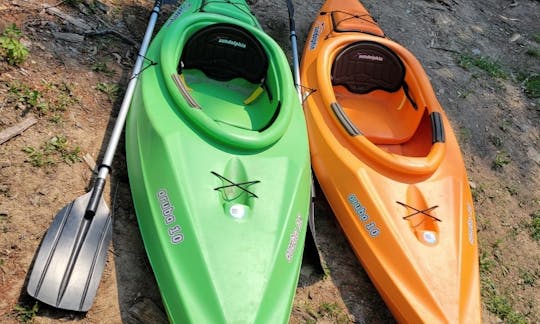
[331,41,405,94]
[180,23,268,83]
[330,41,425,145]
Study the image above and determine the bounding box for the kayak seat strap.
[331,41,417,109]
[180,23,268,85]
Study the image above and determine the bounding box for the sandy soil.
[0,0,538,323]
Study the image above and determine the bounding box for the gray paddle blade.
[27,191,112,312]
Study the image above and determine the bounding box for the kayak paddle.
[286,0,325,274]
[26,0,174,312]
[286,0,302,101]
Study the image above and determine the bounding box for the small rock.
[29,195,41,206]
[509,33,521,43]
[52,32,85,43]
[300,264,315,278]
[78,3,89,15]
[0,183,6,192]
[94,0,110,14]
[127,297,168,324]
[124,14,137,28]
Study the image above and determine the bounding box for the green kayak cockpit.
[177,69,277,131]
[160,18,293,149]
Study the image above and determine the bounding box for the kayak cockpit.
[177,69,277,131]
[318,39,446,175]
[160,19,292,149]
[331,41,426,148]
[175,23,278,131]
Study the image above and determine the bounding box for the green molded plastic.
[125,0,311,323]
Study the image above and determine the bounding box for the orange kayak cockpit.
[314,35,447,176]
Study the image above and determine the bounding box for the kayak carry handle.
[330,102,360,136]
[172,73,200,108]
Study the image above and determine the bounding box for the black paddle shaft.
[85,177,106,219]
[286,0,301,99]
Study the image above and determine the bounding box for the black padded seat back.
[331,41,405,94]
[180,23,268,84]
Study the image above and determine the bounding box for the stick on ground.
[0,116,38,145]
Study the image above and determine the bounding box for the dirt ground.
[0,0,538,323]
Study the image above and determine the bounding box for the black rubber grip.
[85,178,106,219]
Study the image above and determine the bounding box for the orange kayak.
[300,0,481,322]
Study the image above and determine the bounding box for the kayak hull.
[301,0,481,322]
[126,1,311,322]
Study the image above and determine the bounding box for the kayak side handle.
[430,112,445,143]
[330,102,360,136]
[172,73,200,109]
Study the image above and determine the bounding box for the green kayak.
[125,0,311,322]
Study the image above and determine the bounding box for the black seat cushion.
[180,23,268,84]
[331,41,405,94]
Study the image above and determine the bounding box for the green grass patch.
[471,184,485,202]
[45,81,80,111]
[492,151,511,170]
[49,114,63,124]
[91,61,116,77]
[0,24,29,66]
[479,251,495,274]
[499,119,512,132]
[489,135,503,148]
[317,302,349,323]
[319,302,339,316]
[482,277,527,324]
[485,294,527,324]
[22,136,82,167]
[96,82,119,102]
[7,82,48,114]
[523,74,540,98]
[530,210,540,241]
[519,269,538,286]
[458,54,507,79]
[13,302,39,323]
[5,81,80,117]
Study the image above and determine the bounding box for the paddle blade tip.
[27,192,112,312]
